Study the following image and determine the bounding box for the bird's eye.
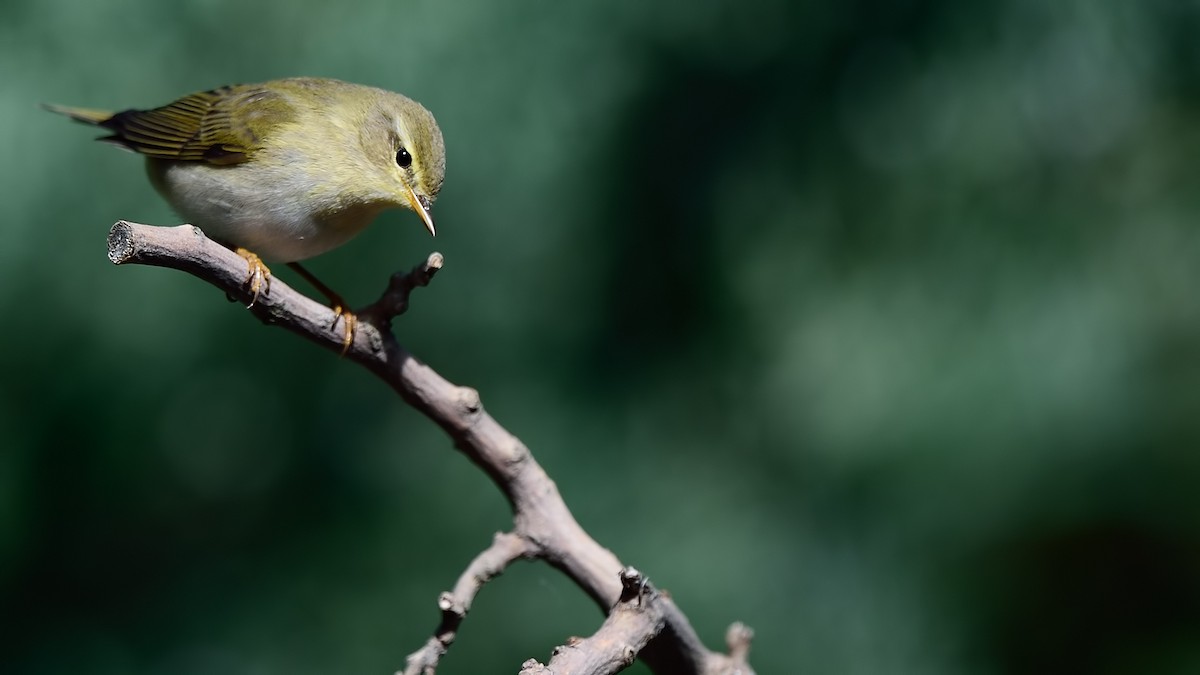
[396,147,413,168]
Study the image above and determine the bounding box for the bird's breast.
[147,160,383,262]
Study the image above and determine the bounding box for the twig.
[519,568,667,675]
[106,221,755,675]
[360,252,445,322]
[402,532,535,674]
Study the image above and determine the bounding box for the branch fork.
[107,221,755,675]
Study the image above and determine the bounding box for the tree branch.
[520,568,667,675]
[107,221,755,675]
[402,532,535,674]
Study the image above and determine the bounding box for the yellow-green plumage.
[46,77,445,262]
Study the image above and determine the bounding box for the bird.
[45,77,446,351]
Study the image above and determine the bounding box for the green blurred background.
[4,0,1200,673]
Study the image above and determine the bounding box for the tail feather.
[41,103,115,126]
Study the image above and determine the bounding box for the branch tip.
[518,659,549,675]
[359,250,445,324]
[725,622,755,661]
[107,220,135,264]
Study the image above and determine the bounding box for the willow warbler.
[46,77,446,349]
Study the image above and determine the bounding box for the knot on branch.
[456,386,482,415]
[437,591,467,621]
[618,566,652,606]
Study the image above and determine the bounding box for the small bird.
[45,77,446,350]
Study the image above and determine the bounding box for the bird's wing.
[90,85,295,165]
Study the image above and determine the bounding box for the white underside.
[149,160,382,263]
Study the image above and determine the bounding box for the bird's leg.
[287,262,357,354]
[235,248,272,307]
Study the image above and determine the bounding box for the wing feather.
[89,85,295,165]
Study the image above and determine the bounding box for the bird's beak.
[405,186,436,237]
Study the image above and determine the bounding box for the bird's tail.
[41,103,114,126]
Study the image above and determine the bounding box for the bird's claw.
[236,248,272,307]
[331,304,357,355]
[281,261,359,356]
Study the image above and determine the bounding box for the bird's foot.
[330,303,357,355]
[235,248,272,307]
[286,262,356,355]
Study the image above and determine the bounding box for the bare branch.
[402,532,536,675]
[107,221,754,675]
[520,569,757,675]
[360,252,445,323]
[521,568,667,675]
